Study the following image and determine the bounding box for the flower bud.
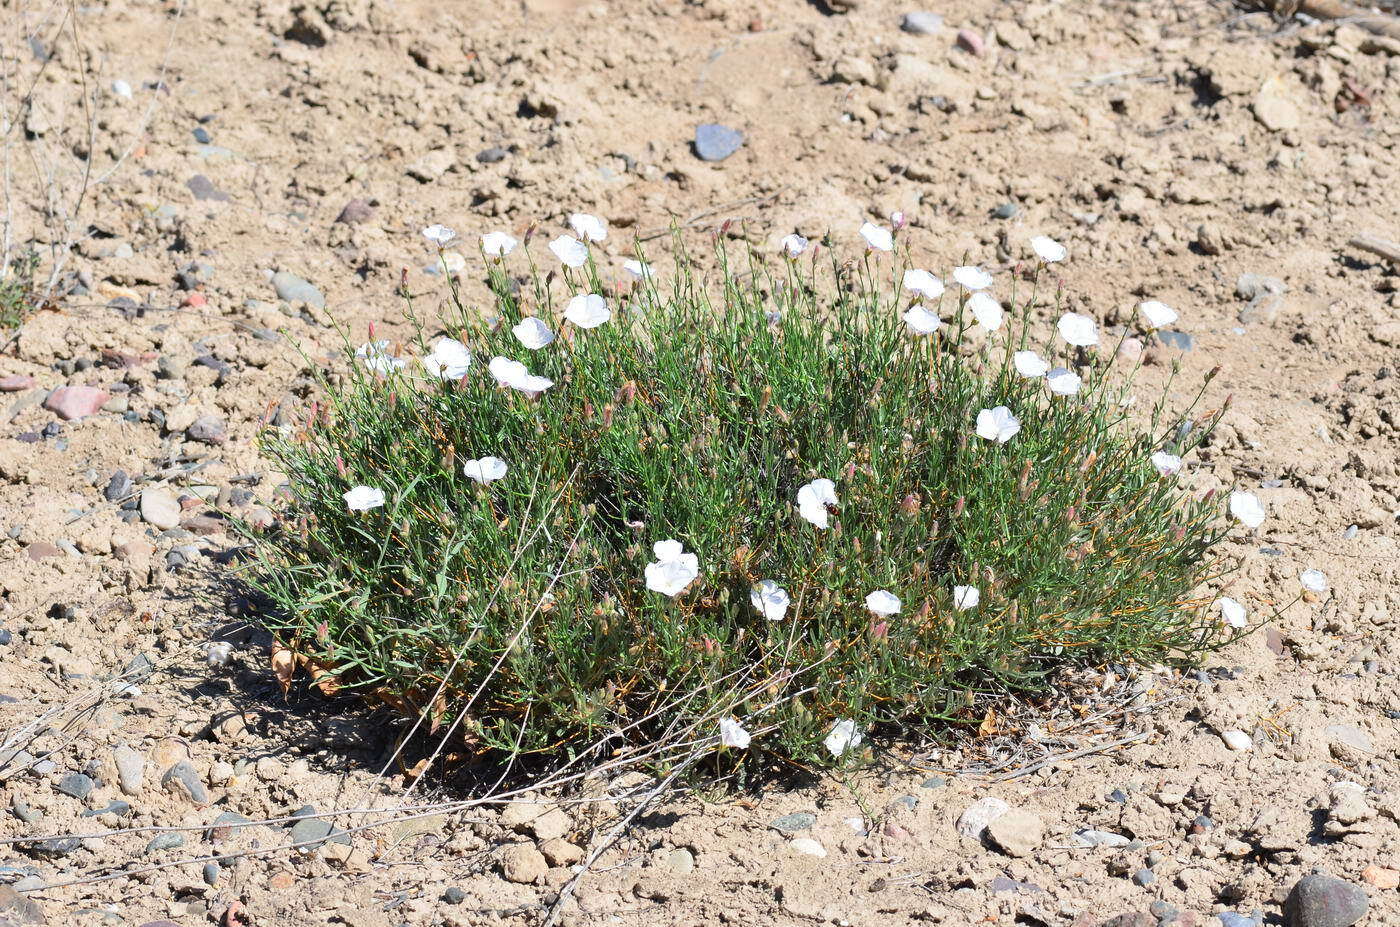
[900,493,921,515]
[951,496,966,518]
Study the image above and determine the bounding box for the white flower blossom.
[1013,350,1049,378]
[488,356,554,394]
[1030,235,1067,263]
[1228,491,1266,529]
[824,718,863,758]
[952,585,980,610]
[968,292,1004,331]
[975,406,1021,444]
[549,234,588,268]
[1057,312,1099,347]
[355,340,406,375]
[421,224,456,247]
[343,485,385,512]
[796,478,839,529]
[1046,367,1082,396]
[644,539,700,597]
[751,580,791,621]
[1139,300,1178,330]
[865,590,901,617]
[1300,569,1328,593]
[512,317,556,350]
[903,305,943,334]
[719,718,751,749]
[569,212,608,242]
[1216,596,1247,629]
[481,231,518,257]
[952,265,993,291]
[422,338,472,380]
[902,269,945,300]
[1150,451,1183,476]
[564,293,611,329]
[462,456,508,484]
[781,234,809,257]
[859,222,893,252]
[622,259,653,280]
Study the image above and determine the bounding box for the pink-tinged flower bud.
[890,210,907,230]
[1172,525,1186,542]
[844,460,857,481]
[335,454,347,478]
[1206,365,1221,383]
[1065,505,1077,525]
[367,321,376,339]
[602,403,615,428]
[951,496,966,518]
[719,218,734,237]
[900,493,921,515]
[524,223,537,244]
[869,620,889,641]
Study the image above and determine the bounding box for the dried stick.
[1348,233,1400,265]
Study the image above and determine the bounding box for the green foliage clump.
[246,233,1230,768]
[0,251,40,330]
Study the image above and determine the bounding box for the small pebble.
[694,123,743,162]
[901,11,943,34]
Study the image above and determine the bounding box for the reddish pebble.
[956,28,985,56]
[26,542,63,561]
[182,292,207,308]
[0,374,36,391]
[1362,864,1399,890]
[43,385,111,421]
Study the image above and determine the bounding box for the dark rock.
[144,833,185,854]
[1100,915,1154,927]
[1284,874,1369,927]
[192,127,211,144]
[186,174,230,202]
[271,271,325,308]
[81,800,131,818]
[40,422,61,439]
[768,812,815,834]
[0,630,11,647]
[104,470,134,503]
[442,886,467,905]
[202,862,220,886]
[56,773,96,800]
[11,798,41,824]
[694,124,743,162]
[22,837,80,858]
[476,146,509,163]
[160,761,210,805]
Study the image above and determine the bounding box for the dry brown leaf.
[270,641,296,695]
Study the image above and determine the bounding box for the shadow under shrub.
[244,232,1232,770]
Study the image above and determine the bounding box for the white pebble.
[1221,730,1253,752]
[789,837,827,858]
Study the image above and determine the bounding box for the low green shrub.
[245,221,1233,769]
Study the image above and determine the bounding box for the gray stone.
[901,11,943,34]
[0,883,46,925]
[476,146,509,163]
[160,761,210,805]
[992,202,1019,219]
[694,124,743,162]
[104,470,134,503]
[23,837,80,857]
[1132,868,1156,886]
[1217,914,1261,927]
[81,800,130,818]
[271,271,325,309]
[186,415,227,445]
[202,862,220,886]
[144,833,185,854]
[139,489,181,530]
[921,775,947,789]
[442,886,467,904]
[56,772,95,800]
[889,795,918,812]
[1157,330,1194,352]
[335,199,374,225]
[206,810,254,842]
[186,174,230,202]
[10,797,40,824]
[768,812,816,834]
[1284,873,1368,927]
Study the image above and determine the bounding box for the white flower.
[422,338,472,380]
[462,456,508,484]
[903,305,943,335]
[1216,596,1247,629]
[355,340,406,375]
[1030,235,1067,263]
[952,265,993,291]
[1057,312,1099,347]
[1046,367,1082,396]
[488,356,554,394]
[1139,300,1178,329]
[1300,569,1328,593]
[1013,351,1049,378]
[481,231,518,257]
[975,406,1021,444]
[824,718,863,758]
[549,234,589,268]
[952,585,980,610]
[719,718,751,749]
[644,539,700,597]
[564,293,611,329]
[750,580,791,621]
[622,259,653,280]
[1150,451,1183,476]
[512,317,556,350]
[968,292,1004,331]
[865,590,901,616]
[569,213,607,242]
[780,234,809,257]
[343,485,385,512]
[421,224,456,247]
[796,478,839,529]
[902,269,945,300]
[1228,490,1265,529]
[859,222,893,252]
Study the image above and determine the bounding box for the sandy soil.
[1,0,1399,924]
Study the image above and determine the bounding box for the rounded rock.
[1283,873,1369,927]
